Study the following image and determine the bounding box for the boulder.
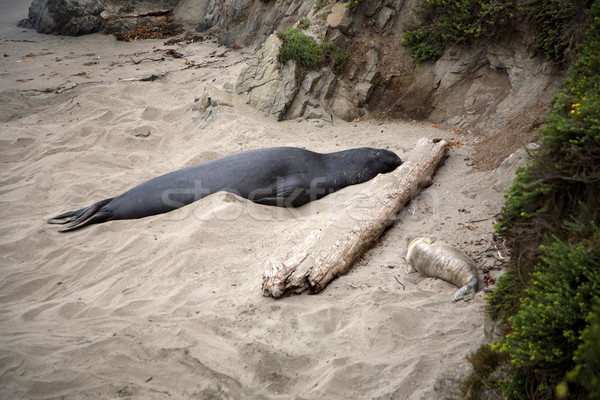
[432,362,474,400]
[101,0,179,33]
[363,0,385,17]
[235,34,298,121]
[326,3,354,36]
[236,28,378,123]
[374,6,395,32]
[490,143,539,193]
[18,0,179,35]
[329,81,366,121]
[18,0,105,35]
[193,83,234,129]
[175,0,313,47]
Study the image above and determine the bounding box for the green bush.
[320,41,336,57]
[314,0,328,11]
[277,28,349,74]
[485,1,600,398]
[297,18,310,30]
[492,233,600,399]
[401,0,518,62]
[402,27,444,62]
[333,50,349,74]
[490,0,600,310]
[567,299,600,398]
[278,28,322,69]
[527,0,590,63]
[402,0,592,63]
[344,0,362,7]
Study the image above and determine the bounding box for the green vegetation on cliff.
[462,1,600,398]
[402,0,591,64]
[277,28,348,74]
[402,0,518,62]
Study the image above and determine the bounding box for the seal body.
[406,237,478,301]
[49,146,402,232]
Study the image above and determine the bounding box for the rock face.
[395,40,561,134]
[18,0,179,35]
[233,0,562,129]
[18,0,105,35]
[174,0,313,48]
[18,0,564,132]
[235,34,298,121]
[235,32,374,122]
[101,0,180,33]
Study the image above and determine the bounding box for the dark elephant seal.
[48,146,402,232]
[406,236,479,302]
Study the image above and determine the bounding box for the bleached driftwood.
[261,138,450,298]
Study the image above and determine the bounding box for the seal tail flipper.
[452,277,478,302]
[47,198,113,232]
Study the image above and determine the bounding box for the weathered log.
[261,138,450,297]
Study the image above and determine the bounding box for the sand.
[0,3,519,399]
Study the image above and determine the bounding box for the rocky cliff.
[231,0,563,135]
[174,0,314,48]
[18,0,563,135]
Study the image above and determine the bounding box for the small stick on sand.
[130,56,165,65]
[394,276,405,290]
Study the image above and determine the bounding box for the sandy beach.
[0,3,522,399]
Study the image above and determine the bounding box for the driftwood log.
[261,138,450,298]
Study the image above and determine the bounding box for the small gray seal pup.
[406,236,479,301]
[48,146,402,232]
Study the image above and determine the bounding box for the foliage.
[333,49,349,74]
[491,233,600,399]
[402,26,445,62]
[490,0,600,310]
[297,18,310,30]
[277,28,349,74]
[278,28,322,69]
[402,0,592,63]
[314,0,328,11]
[344,0,362,7]
[484,2,600,398]
[567,299,600,398]
[401,0,518,62]
[526,0,590,63]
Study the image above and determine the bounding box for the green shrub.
[333,50,349,74]
[320,41,336,57]
[526,0,590,63]
[567,299,600,398]
[297,18,310,30]
[485,2,600,398]
[314,0,328,11]
[401,0,518,62]
[401,27,444,62]
[277,28,349,75]
[402,0,592,63]
[492,233,600,399]
[344,0,362,7]
[490,0,600,311]
[278,28,322,69]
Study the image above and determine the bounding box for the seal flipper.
[253,175,312,207]
[48,198,113,232]
[452,277,478,302]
